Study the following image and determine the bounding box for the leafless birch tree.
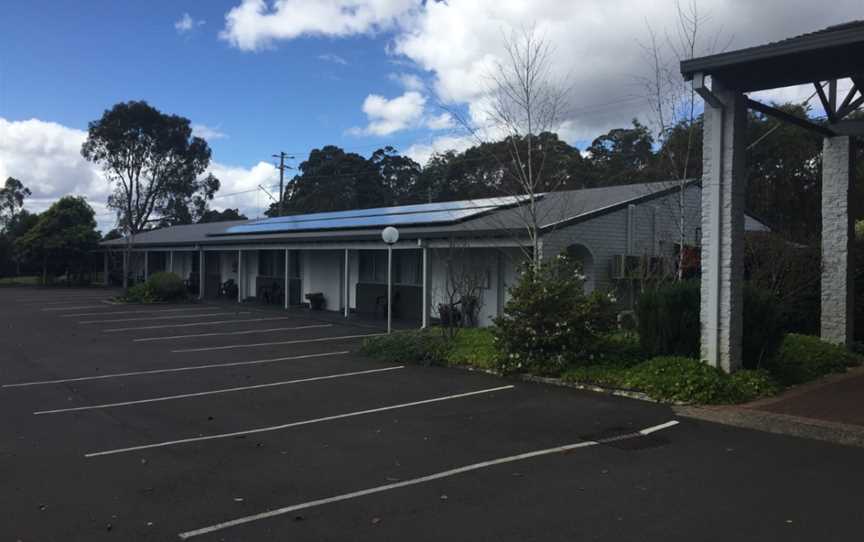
[638,0,727,280]
[450,26,571,269]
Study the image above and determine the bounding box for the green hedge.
[765,334,863,385]
[636,281,784,369]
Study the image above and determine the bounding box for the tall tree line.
[270,104,861,244]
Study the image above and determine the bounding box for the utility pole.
[272,152,294,217]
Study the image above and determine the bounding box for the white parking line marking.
[171,333,385,353]
[26,298,112,306]
[61,307,219,318]
[177,420,680,539]
[16,295,114,302]
[85,385,515,458]
[34,366,404,415]
[2,351,350,388]
[43,305,113,311]
[79,312,251,324]
[103,316,303,333]
[133,324,332,342]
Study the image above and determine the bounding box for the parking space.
[3,288,864,541]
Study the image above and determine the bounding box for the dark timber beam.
[814,82,836,122]
[746,98,836,137]
[828,120,864,137]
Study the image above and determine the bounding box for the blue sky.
[1,1,429,167]
[0,0,859,230]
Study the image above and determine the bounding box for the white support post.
[387,246,393,334]
[421,246,429,329]
[821,136,855,345]
[198,248,204,300]
[284,249,289,310]
[237,250,243,303]
[143,251,149,281]
[344,249,350,319]
[699,78,747,373]
[169,251,174,274]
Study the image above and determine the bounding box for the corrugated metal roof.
[100,180,693,248]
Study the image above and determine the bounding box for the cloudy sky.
[1,0,860,232]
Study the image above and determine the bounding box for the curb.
[674,404,864,448]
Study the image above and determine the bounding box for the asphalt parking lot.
[2,288,864,541]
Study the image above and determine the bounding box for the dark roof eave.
[680,21,864,92]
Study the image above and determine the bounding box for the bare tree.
[449,26,571,269]
[638,0,727,280]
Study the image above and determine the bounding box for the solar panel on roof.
[244,195,529,226]
[211,194,537,236]
[218,208,490,235]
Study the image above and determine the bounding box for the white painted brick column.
[700,79,748,373]
[821,136,855,345]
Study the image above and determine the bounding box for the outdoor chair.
[218,279,238,299]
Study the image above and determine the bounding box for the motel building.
[100,181,768,328]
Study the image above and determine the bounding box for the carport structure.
[681,21,864,372]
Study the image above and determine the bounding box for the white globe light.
[381,226,400,245]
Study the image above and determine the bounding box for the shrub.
[361,331,451,366]
[586,333,647,367]
[147,271,186,301]
[124,282,156,303]
[562,356,781,404]
[745,233,820,334]
[741,285,785,370]
[765,334,863,385]
[729,370,783,401]
[636,280,784,368]
[636,281,700,358]
[493,255,615,375]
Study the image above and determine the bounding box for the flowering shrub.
[493,254,616,375]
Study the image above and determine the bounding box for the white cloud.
[425,112,454,131]
[192,123,228,141]
[205,161,279,219]
[404,134,474,166]
[175,13,205,34]
[318,53,348,65]
[349,90,426,136]
[221,0,417,51]
[390,0,863,142]
[388,72,424,92]
[0,117,112,229]
[0,116,277,232]
[222,0,862,147]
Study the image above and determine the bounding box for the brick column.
[700,79,748,373]
[821,136,855,345]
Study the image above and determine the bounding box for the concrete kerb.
[674,405,864,448]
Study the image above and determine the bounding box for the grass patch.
[446,328,498,369]
[563,356,781,404]
[0,276,40,286]
[361,328,499,369]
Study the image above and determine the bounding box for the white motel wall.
[107,182,768,328]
